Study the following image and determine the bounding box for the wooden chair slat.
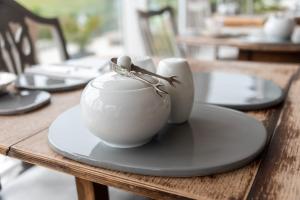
[0,0,69,74]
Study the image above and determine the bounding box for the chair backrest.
[137,6,184,57]
[0,0,69,74]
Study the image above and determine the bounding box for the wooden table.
[1,59,300,200]
[177,35,300,63]
[222,15,265,27]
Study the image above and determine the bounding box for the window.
[17,0,123,62]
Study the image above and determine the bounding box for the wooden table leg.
[76,177,109,200]
[238,50,252,61]
[238,49,300,63]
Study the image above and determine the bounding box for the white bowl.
[80,72,171,148]
[264,16,295,40]
[0,72,16,92]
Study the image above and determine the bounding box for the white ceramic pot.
[132,56,156,73]
[157,58,194,124]
[264,16,295,40]
[80,71,171,148]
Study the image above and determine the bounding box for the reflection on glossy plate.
[0,90,51,115]
[15,74,87,92]
[193,72,284,111]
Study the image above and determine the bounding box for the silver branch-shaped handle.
[109,57,181,97]
[110,58,181,86]
[128,71,168,97]
[131,65,181,87]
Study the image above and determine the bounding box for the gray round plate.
[0,90,50,115]
[242,35,291,44]
[193,72,284,111]
[48,104,267,177]
[15,74,87,92]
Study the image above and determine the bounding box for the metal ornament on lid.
[109,56,180,96]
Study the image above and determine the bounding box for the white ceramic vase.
[157,58,194,124]
[264,16,295,40]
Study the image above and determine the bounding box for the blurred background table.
[177,34,300,63]
[222,15,265,27]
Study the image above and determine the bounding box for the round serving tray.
[241,34,292,44]
[0,90,50,115]
[193,72,284,111]
[15,74,87,92]
[48,104,267,177]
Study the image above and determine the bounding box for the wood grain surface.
[246,71,300,200]
[222,16,265,27]
[76,177,97,200]
[177,36,300,52]
[0,90,82,154]
[76,177,109,200]
[5,60,299,200]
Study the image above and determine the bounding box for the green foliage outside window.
[150,0,285,15]
[17,0,118,51]
[209,0,285,14]
[61,15,101,52]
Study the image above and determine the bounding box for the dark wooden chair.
[0,0,69,74]
[0,0,69,190]
[137,6,185,57]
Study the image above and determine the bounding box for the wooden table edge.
[176,36,300,52]
[0,144,8,155]
[245,68,300,199]
[8,145,195,200]
[0,126,48,156]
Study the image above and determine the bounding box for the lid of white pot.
[91,71,157,91]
